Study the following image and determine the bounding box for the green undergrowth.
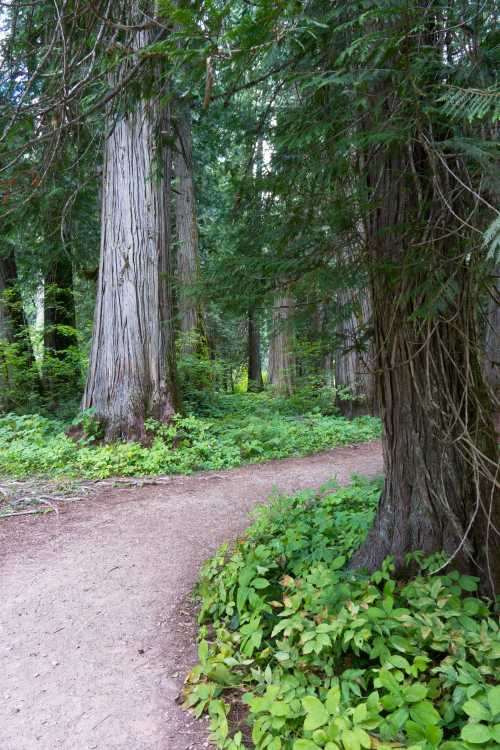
[185,477,500,750]
[0,392,380,479]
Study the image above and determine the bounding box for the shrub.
[185,478,500,750]
[0,397,381,480]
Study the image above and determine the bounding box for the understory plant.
[185,478,500,750]
[0,395,380,479]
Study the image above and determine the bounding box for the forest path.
[0,442,382,750]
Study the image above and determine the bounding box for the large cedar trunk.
[335,290,375,418]
[174,100,204,355]
[484,268,499,403]
[268,295,294,396]
[247,306,263,391]
[350,144,500,598]
[82,11,178,441]
[0,246,39,408]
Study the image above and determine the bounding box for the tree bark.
[484,268,499,404]
[268,295,294,396]
[335,290,375,418]
[82,9,179,442]
[174,100,204,356]
[350,143,500,598]
[247,306,263,391]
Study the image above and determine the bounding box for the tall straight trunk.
[43,250,80,394]
[351,142,500,598]
[484,268,499,403]
[174,100,203,355]
[268,295,294,396]
[335,290,375,418]
[0,246,38,408]
[82,9,178,441]
[247,306,263,391]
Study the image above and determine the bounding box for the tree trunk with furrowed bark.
[174,100,204,356]
[82,7,178,441]
[268,295,294,396]
[335,289,375,418]
[247,306,263,391]
[350,142,500,599]
[484,268,499,404]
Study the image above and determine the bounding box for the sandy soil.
[0,442,383,750]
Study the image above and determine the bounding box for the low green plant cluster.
[185,478,500,750]
[0,395,380,479]
[185,388,342,420]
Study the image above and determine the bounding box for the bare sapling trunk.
[82,10,178,442]
[268,295,294,396]
[247,306,263,391]
[174,100,204,356]
[335,290,375,418]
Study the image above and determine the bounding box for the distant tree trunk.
[350,140,500,598]
[484,269,499,404]
[82,11,178,442]
[247,306,263,391]
[174,100,204,356]
[43,250,80,396]
[268,295,294,396]
[0,246,38,409]
[335,290,375,418]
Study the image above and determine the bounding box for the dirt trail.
[0,442,382,750]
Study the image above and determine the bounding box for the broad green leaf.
[326,687,341,714]
[461,723,491,743]
[490,724,500,743]
[341,728,361,750]
[352,727,371,748]
[488,686,500,716]
[463,699,490,722]
[390,635,413,653]
[409,701,441,726]
[293,740,321,750]
[459,575,478,592]
[352,703,368,724]
[378,669,400,693]
[275,651,290,662]
[312,729,329,745]
[270,701,291,717]
[331,555,346,570]
[252,577,269,589]
[302,696,330,731]
[387,655,410,670]
[404,683,428,703]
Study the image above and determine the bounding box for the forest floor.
[0,441,382,750]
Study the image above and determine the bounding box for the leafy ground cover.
[0,391,380,480]
[185,477,500,750]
